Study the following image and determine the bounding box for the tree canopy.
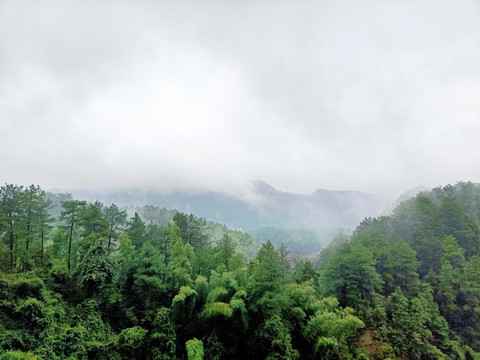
[0,182,480,359]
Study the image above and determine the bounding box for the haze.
[1,1,479,198]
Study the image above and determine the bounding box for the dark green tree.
[126,213,146,248]
[255,315,299,360]
[439,195,480,258]
[173,212,210,251]
[0,184,24,270]
[218,234,235,267]
[35,191,54,265]
[304,299,364,359]
[77,243,115,300]
[382,238,419,296]
[79,201,109,237]
[169,222,195,288]
[321,242,383,310]
[60,200,87,271]
[20,185,41,271]
[127,241,173,322]
[151,307,177,359]
[103,203,127,249]
[250,240,282,297]
[145,223,167,252]
[278,242,290,284]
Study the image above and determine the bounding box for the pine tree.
[60,200,87,271]
[103,203,127,249]
[0,184,24,270]
[126,213,146,248]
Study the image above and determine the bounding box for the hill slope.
[67,180,392,232]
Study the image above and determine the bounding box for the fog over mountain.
[67,180,392,233]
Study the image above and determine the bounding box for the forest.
[0,182,479,359]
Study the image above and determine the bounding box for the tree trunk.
[25,210,31,271]
[40,226,44,264]
[68,223,73,271]
[108,223,113,249]
[8,215,14,270]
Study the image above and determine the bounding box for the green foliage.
[232,289,247,300]
[51,228,69,260]
[103,203,127,249]
[206,286,228,304]
[304,305,364,359]
[441,235,466,267]
[14,297,49,332]
[126,213,146,248]
[0,351,41,360]
[203,332,224,360]
[386,286,449,358]
[0,272,45,301]
[128,240,172,321]
[186,338,204,360]
[229,298,248,330]
[250,227,331,255]
[228,251,245,271]
[382,238,419,295]
[77,243,115,299]
[201,302,233,319]
[195,275,209,303]
[172,286,197,323]
[169,222,195,287]
[195,246,222,277]
[116,326,148,359]
[151,307,177,359]
[292,260,316,283]
[145,223,167,252]
[218,234,235,267]
[2,182,480,359]
[173,212,210,251]
[79,201,109,237]
[117,233,135,265]
[0,184,25,270]
[249,240,283,299]
[335,182,480,357]
[213,271,239,296]
[255,315,299,360]
[320,241,383,309]
[60,199,87,271]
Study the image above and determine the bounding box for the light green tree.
[169,223,195,288]
[186,338,204,360]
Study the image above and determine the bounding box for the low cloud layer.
[1,1,479,198]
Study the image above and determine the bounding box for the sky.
[1,0,480,199]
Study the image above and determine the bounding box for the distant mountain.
[67,180,393,232]
[249,180,392,230]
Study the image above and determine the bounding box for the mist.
[1,1,479,198]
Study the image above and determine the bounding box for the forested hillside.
[318,182,480,359]
[0,182,479,359]
[69,181,391,232]
[68,181,391,254]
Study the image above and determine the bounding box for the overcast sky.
[1,1,479,198]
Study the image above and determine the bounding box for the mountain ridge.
[61,180,393,233]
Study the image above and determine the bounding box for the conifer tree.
[0,184,24,270]
[60,200,86,271]
[103,203,127,249]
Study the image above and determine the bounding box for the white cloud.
[1,0,479,198]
